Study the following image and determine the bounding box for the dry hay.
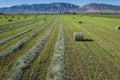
[79,21,82,24]
[116,25,120,30]
[6,21,57,80]
[74,32,84,41]
[46,22,65,80]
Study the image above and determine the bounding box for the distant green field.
[0,14,120,80]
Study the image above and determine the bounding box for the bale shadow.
[83,39,94,42]
[76,39,94,42]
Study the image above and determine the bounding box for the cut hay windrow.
[6,20,57,80]
[46,21,65,80]
[0,19,54,58]
[0,18,40,33]
[0,26,37,46]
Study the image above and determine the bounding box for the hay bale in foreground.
[116,25,120,30]
[74,32,84,41]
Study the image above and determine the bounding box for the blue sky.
[0,0,120,7]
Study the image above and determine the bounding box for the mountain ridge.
[79,3,120,13]
[0,2,120,13]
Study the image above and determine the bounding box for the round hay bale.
[44,18,46,20]
[8,19,12,22]
[116,25,120,30]
[79,21,82,24]
[74,32,84,41]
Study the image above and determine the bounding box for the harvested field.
[0,14,120,80]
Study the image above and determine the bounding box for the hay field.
[0,14,120,80]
